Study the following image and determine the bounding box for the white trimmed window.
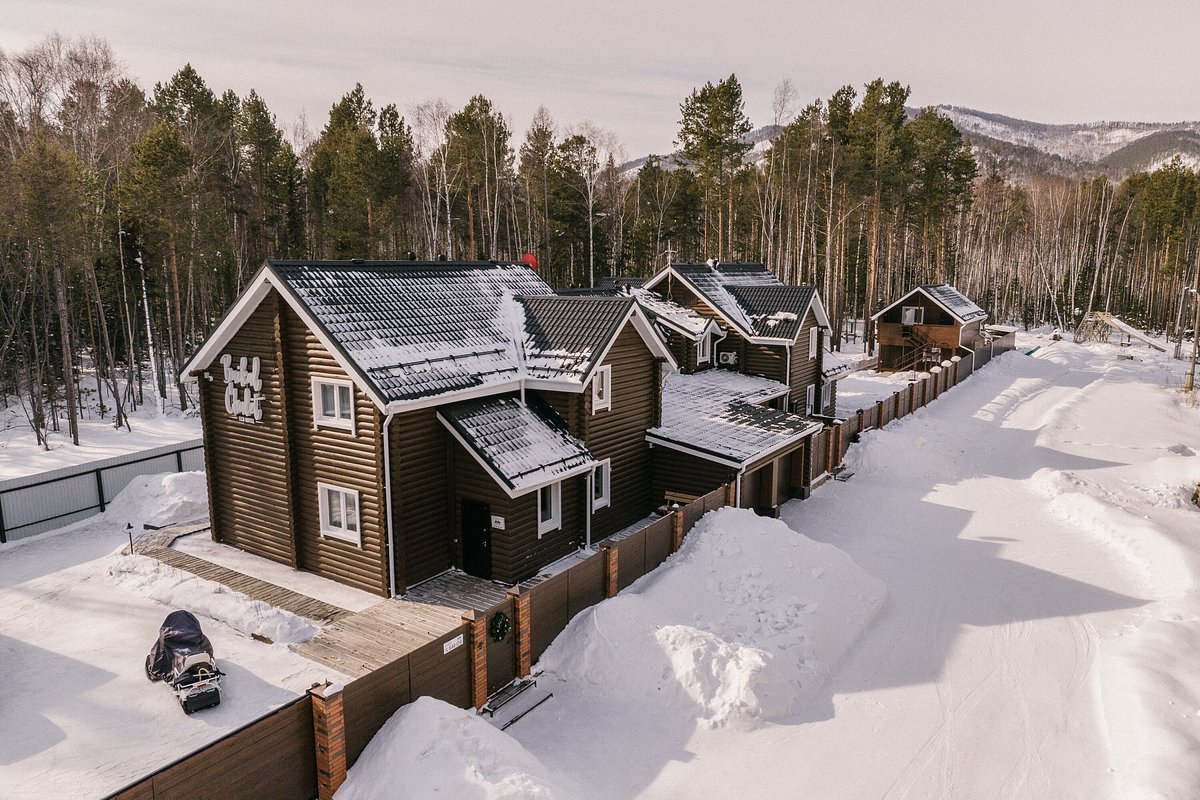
[902,306,924,326]
[592,459,611,510]
[591,366,612,413]
[805,384,815,416]
[821,381,832,412]
[696,334,711,365]
[538,482,562,537]
[318,482,361,546]
[808,327,819,359]
[312,377,355,433]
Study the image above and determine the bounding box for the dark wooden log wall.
[390,409,452,588]
[584,325,657,539]
[203,294,296,567]
[787,308,822,411]
[281,303,388,596]
[452,444,585,585]
[650,446,735,501]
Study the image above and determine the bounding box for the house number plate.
[443,633,464,655]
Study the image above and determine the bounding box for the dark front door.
[461,499,492,579]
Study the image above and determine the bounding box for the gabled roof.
[644,262,828,343]
[630,289,722,341]
[183,260,675,413]
[438,394,595,497]
[872,284,988,324]
[646,370,819,467]
[729,285,816,339]
[521,296,635,382]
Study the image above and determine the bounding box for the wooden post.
[461,610,488,709]
[856,409,864,436]
[671,508,685,552]
[894,390,901,420]
[602,543,619,598]
[310,681,347,800]
[506,586,531,679]
[725,481,735,507]
[830,423,841,469]
[876,399,885,427]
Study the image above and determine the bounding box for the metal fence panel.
[101,453,178,504]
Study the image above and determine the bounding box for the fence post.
[830,423,841,469]
[461,610,488,709]
[506,586,531,679]
[602,543,619,598]
[952,355,961,385]
[95,468,106,513]
[309,681,347,800]
[724,481,735,507]
[856,408,864,434]
[876,399,885,427]
[671,508,685,552]
[0,492,6,543]
[894,390,901,420]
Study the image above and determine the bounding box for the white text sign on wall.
[220,353,263,423]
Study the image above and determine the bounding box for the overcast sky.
[5,1,1197,157]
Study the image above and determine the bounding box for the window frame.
[311,377,356,434]
[805,384,815,416]
[901,306,925,326]
[696,334,711,365]
[537,481,562,537]
[591,365,612,413]
[820,381,832,412]
[592,459,611,510]
[808,327,819,359]
[317,481,362,546]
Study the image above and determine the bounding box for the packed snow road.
[340,338,1200,800]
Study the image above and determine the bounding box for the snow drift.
[537,507,886,728]
[335,697,573,800]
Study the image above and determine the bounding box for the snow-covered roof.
[438,394,596,497]
[631,289,718,340]
[821,348,854,381]
[872,284,987,324]
[521,296,635,382]
[647,370,819,467]
[645,263,828,342]
[185,260,674,412]
[270,261,552,405]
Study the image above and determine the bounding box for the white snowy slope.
[0,472,338,800]
[343,334,1200,800]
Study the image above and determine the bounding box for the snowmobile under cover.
[145,610,224,713]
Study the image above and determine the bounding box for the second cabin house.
[183,260,674,597]
[872,284,988,372]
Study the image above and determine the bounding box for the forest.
[3,34,1200,446]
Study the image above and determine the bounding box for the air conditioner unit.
[718,351,738,366]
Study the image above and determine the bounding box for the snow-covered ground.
[0,473,340,800]
[339,332,1200,799]
[0,397,200,480]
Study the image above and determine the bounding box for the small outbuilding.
[872,284,988,372]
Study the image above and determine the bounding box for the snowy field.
[338,333,1200,800]
[0,398,200,480]
[0,474,340,800]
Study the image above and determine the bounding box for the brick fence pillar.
[725,481,736,507]
[461,610,488,709]
[876,398,885,427]
[952,355,961,385]
[602,543,619,598]
[506,585,531,679]
[830,423,840,469]
[309,681,347,800]
[894,390,901,419]
[671,508,685,552]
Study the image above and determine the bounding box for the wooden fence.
[105,694,315,800]
[0,438,204,542]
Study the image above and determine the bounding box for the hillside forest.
[3,34,1200,445]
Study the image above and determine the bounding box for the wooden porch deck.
[292,571,511,678]
[136,527,522,679]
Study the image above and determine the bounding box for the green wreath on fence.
[488,610,511,642]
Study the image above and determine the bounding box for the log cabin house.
[183,259,677,597]
[633,262,846,515]
[871,284,989,372]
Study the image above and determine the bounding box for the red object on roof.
[520,252,538,271]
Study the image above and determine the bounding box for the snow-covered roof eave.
[646,418,821,470]
[181,264,391,413]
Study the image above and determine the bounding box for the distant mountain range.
[933,106,1200,180]
[621,108,1200,182]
